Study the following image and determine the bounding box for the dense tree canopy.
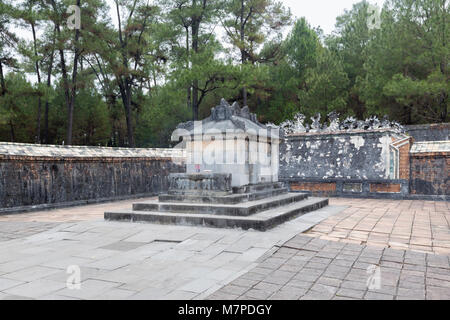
[0,0,448,147]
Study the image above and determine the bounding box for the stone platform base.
[105,196,328,231]
[105,182,329,231]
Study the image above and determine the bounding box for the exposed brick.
[398,143,411,180]
[370,183,401,193]
[290,182,337,195]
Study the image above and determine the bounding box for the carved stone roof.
[176,99,278,136]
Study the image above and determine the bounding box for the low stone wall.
[279,130,449,198]
[406,123,449,142]
[0,143,185,211]
[277,122,449,197]
[279,130,412,197]
[280,129,410,198]
[409,141,449,196]
[280,130,409,180]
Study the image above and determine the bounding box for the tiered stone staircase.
[105,182,328,231]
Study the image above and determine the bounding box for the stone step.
[133,193,308,216]
[232,182,285,194]
[158,187,289,205]
[105,197,329,231]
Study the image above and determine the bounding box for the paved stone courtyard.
[0,198,140,223]
[307,198,450,255]
[0,198,448,300]
[209,234,450,300]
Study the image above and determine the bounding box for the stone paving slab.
[3,279,67,299]
[307,198,450,255]
[0,204,346,300]
[0,198,149,223]
[0,222,59,241]
[1,198,448,300]
[208,234,450,300]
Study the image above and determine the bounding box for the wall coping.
[0,142,185,159]
[410,141,450,154]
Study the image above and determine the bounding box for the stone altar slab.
[168,173,232,196]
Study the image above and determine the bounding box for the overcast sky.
[282,0,386,34]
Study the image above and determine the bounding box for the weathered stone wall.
[410,152,449,196]
[406,123,449,142]
[0,144,185,209]
[280,130,404,180]
[279,130,413,197]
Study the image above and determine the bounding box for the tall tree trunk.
[0,60,5,96]
[125,83,134,147]
[240,0,247,106]
[68,19,81,146]
[185,26,191,111]
[31,22,42,144]
[36,97,42,143]
[191,18,199,120]
[57,44,71,145]
[118,81,135,147]
[66,0,81,145]
[440,92,448,122]
[2,61,12,141]
[187,86,192,113]
[44,29,56,144]
[242,86,247,106]
[116,1,135,147]
[50,0,80,145]
[192,80,199,120]
[51,0,71,145]
[439,0,447,121]
[9,120,15,142]
[44,101,50,144]
[44,59,54,145]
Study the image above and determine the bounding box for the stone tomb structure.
[179,98,279,187]
[105,99,328,231]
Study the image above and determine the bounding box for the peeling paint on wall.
[280,131,404,180]
[350,135,365,150]
[377,135,392,177]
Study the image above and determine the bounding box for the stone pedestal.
[168,173,232,196]
[173,99,280,187]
